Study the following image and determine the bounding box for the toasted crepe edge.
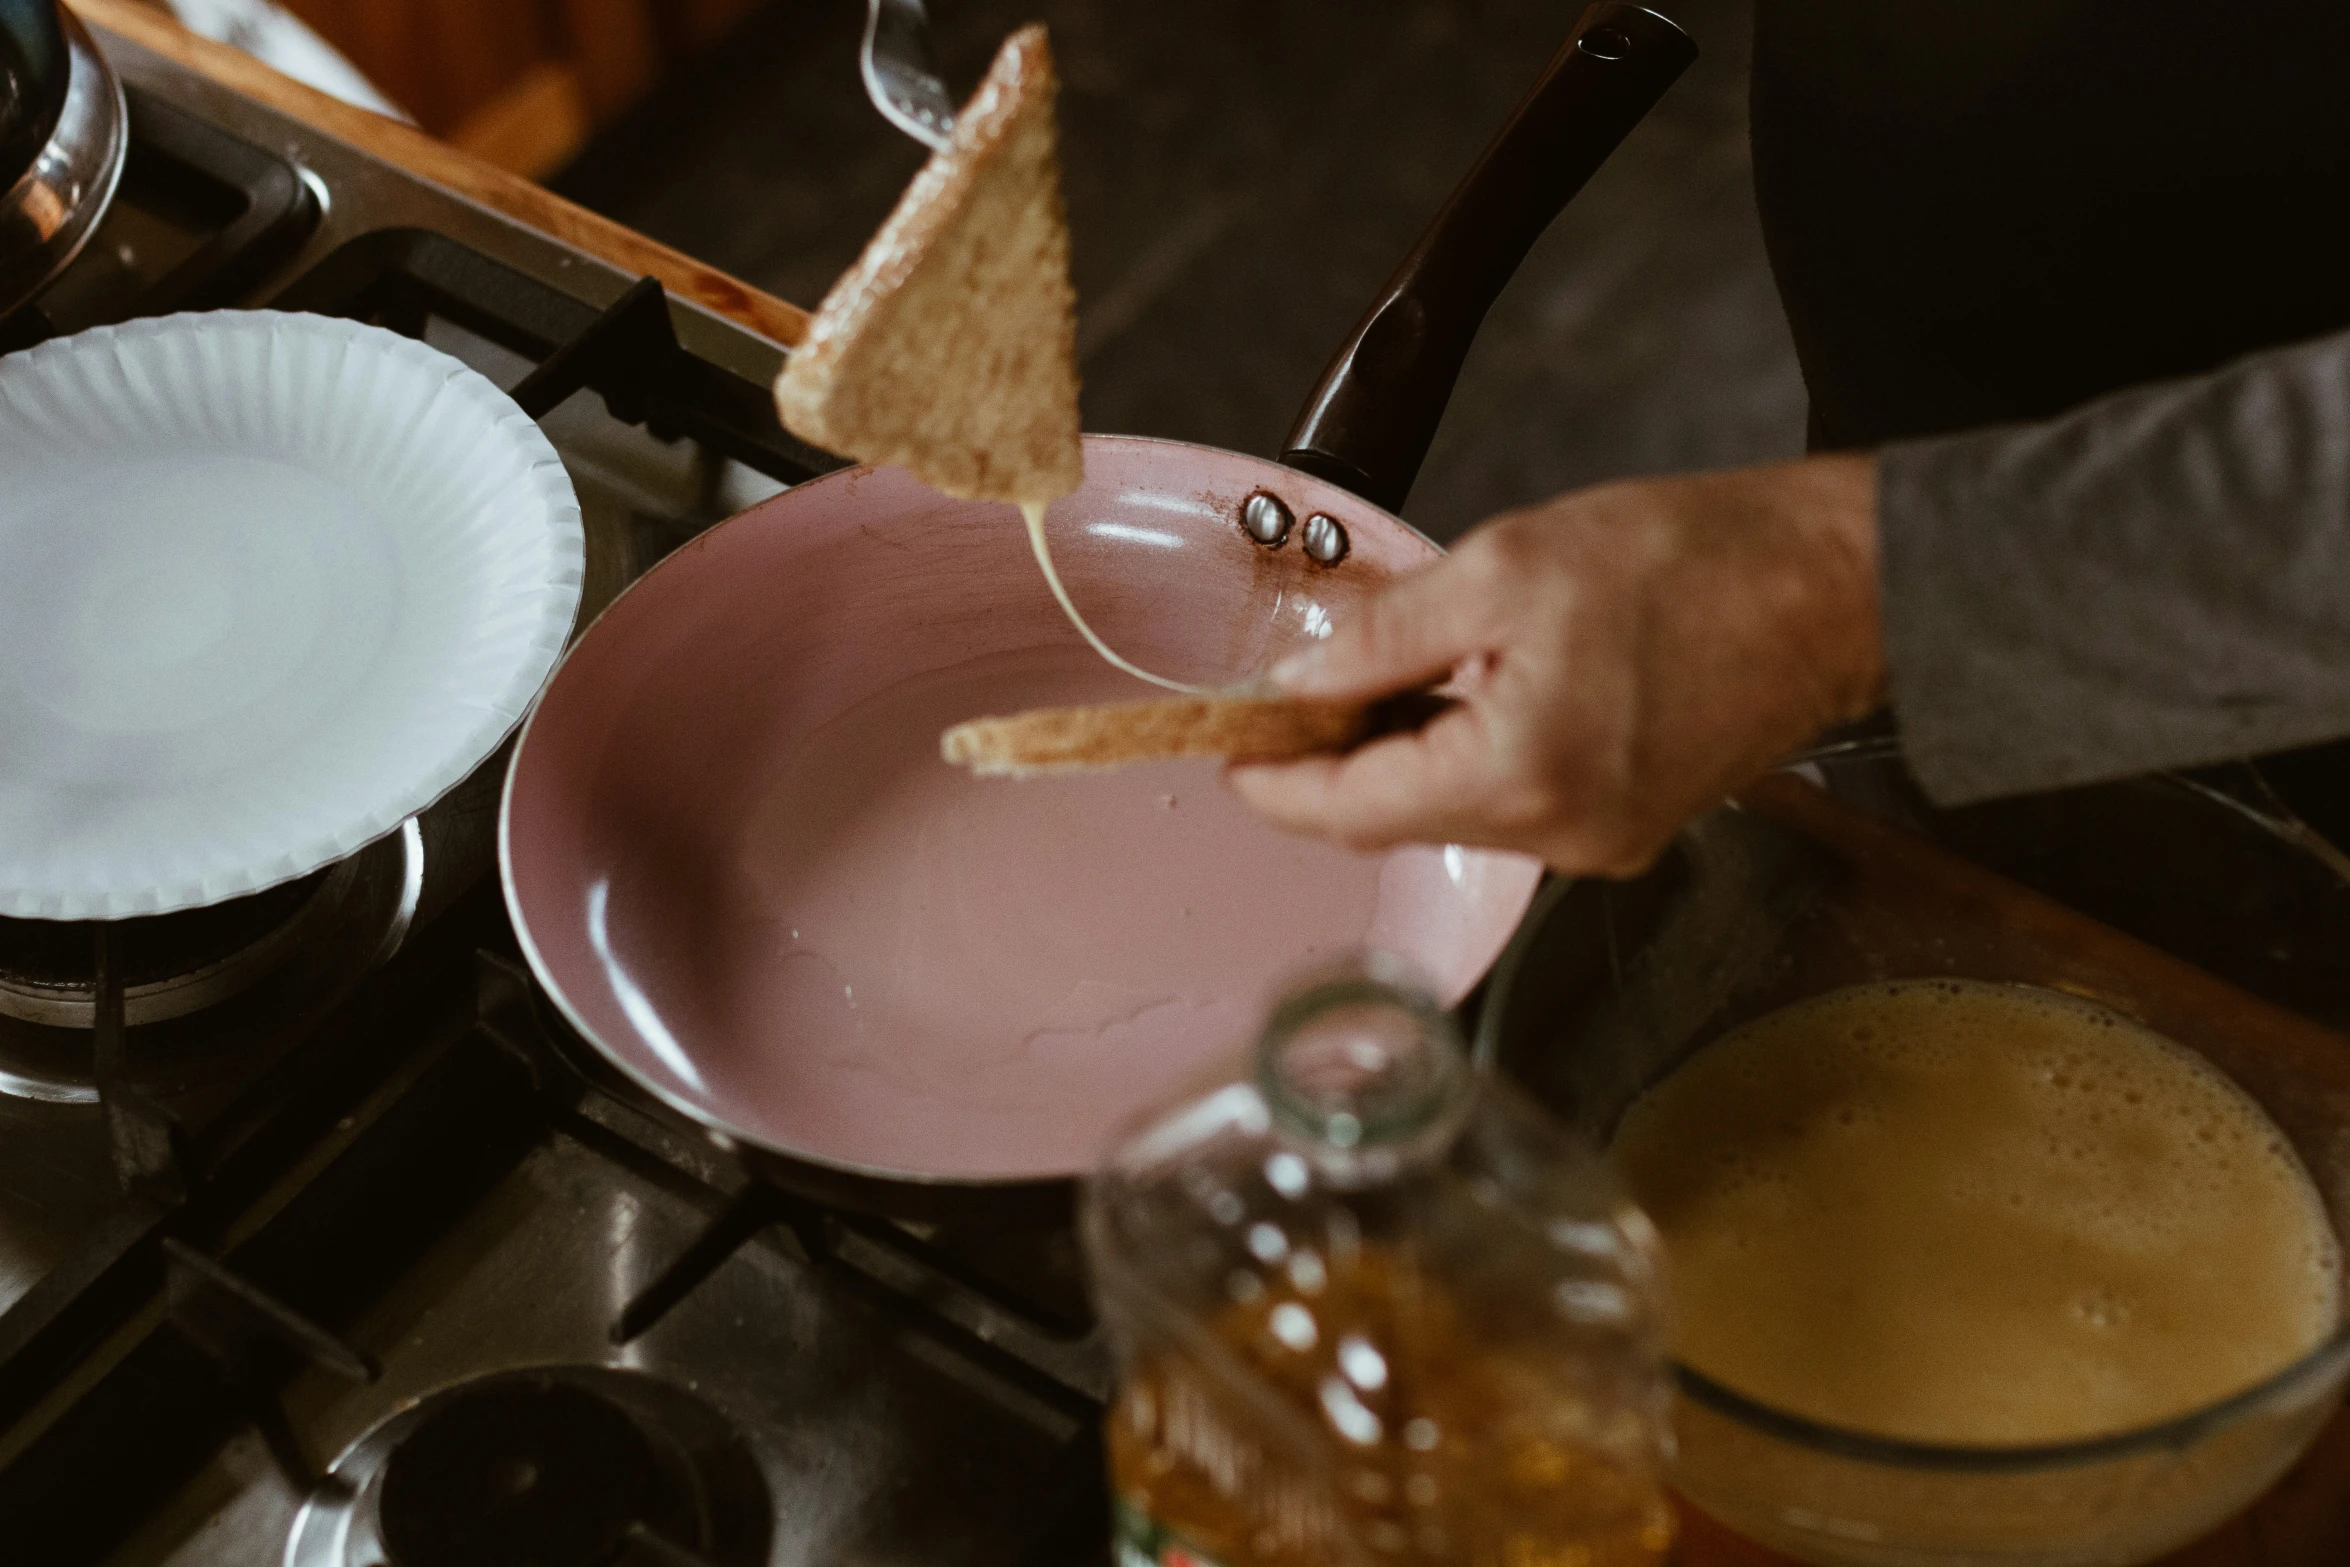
[942,695,1369,778]
[772,24,1083,507]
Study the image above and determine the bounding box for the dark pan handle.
[1281,3,1696,514]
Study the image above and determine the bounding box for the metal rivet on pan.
[1302,513,1350,564]
[1241,491,1294,547]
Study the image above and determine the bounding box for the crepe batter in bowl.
[1615,979,2340,1446]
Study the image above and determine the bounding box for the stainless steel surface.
[1301,510,1349,564]
[285,1366,773,1567]
[0,819,419,1316]
[127,1130,1088,1567]
[860,0,954,152]
[1240,490,1294,547]
[0,8,125,319]
[0,1091,110,1312]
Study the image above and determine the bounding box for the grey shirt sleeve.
[1878,326,2350,806]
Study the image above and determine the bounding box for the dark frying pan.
[501,4,1697,1207]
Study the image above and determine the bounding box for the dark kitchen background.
[230,0,1803,543]
[25,6,2350,1564]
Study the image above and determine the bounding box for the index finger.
[1271,545,1503,703]
[1227,702,1498,850]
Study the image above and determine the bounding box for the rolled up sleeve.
[1878,327,2350,805]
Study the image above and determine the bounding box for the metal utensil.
[862,0,955,151]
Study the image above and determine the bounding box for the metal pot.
[1,0,125,323]
[1,0,67,181]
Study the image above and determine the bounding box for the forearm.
[1879,326,2350,804]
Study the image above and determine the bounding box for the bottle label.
[1114,1500,1229,1567]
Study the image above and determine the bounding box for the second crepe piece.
[772,24,1081,507]
[943,695,1371,778]
[942,691,1459,777]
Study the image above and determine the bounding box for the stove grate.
[272,230,840,486]
[160,1236,376,1494]
[473,951,1106,1407]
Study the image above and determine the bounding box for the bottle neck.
[1255,967,1471,1178]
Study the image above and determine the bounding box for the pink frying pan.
[501,6,1695,1194]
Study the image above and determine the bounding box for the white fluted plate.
[0,311,583,918]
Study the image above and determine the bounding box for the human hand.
[1227,454,1884,876]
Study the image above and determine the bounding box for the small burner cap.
[378,1380,678,1567]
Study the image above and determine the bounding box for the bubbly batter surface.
[1615,980,2341,1443]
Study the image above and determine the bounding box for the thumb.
[1268,549,1496,701]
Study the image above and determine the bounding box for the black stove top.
[0,22,1108,1566]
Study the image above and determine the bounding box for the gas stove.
[0,21,1110,1566]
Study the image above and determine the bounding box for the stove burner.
[0,823,421,1103]
[379,1382,681,1567]
[0,866,336,1028]
[285,1366,772,1567]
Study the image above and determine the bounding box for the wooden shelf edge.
[67,0,809,349]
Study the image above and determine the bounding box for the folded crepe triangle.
[773,24,1084,508]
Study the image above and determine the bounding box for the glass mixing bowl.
[1474,738,2350,1567]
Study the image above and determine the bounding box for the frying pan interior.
[503,441,1541,1183]
[505,2,1696,1188]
